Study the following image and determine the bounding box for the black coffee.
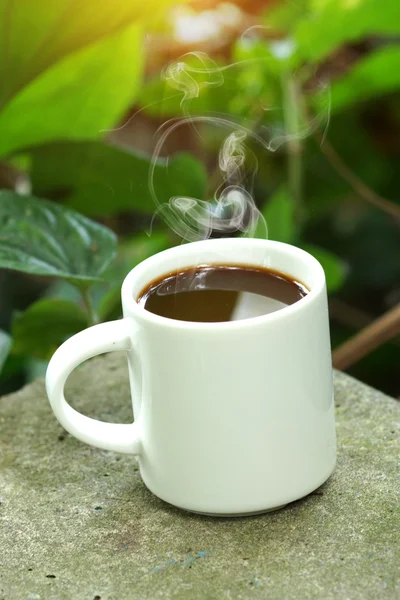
[137,264,308,323]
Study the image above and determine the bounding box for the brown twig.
[332,303,400,370]
[315,135,400,221]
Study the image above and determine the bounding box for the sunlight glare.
[172,3,242,43]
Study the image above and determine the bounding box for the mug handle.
[46,319,141,455]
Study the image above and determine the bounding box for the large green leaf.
[0,329,11,373]
[328,47,400,114]
[0,191,117,285]
[0,21,143,158]
[0,0,187,107]
[11,299,88,360]
[42,231,172,322]
[30,142,207,217]
[295,0,400,62]
[302,243,347,293]
[261,186,296,243]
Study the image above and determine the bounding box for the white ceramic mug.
[46,238,336,516]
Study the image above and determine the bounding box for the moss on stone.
[0,354,399,599]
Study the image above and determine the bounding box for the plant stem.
[82,288,97,326]
[300,99,400,221]
[282,72,303,231]
[315,135,400,221]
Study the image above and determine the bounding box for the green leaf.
[0,191,117,286]
[0,329,12,373]
[0,22,143,158]
[328,47,400,114]
[0,353,25,386]
[0,0,186,107]
[30,141,207,217]
[11,299,88,360]
[261,186,296,243]
[302,243,347,293]
[295,0,400,62]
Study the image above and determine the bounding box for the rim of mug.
[121,238,326,330]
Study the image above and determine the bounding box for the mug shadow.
[137,477,333,523]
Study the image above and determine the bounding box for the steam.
[163,52,224,116]
[148,49,330,241]
[149,117,268,241]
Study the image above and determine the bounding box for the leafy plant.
[0,0,195,378]
[12,299,88,361]
[0,0,399,395]
[0,192,117,284]
[30,142,207,217]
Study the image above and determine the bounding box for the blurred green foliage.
[11,299,88,360]
[0,330,11,372]
[30,142,207,217]
[0,0,399,394]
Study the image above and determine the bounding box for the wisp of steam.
[150,120,266,241]
[148,48,330,242]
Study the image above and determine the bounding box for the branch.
[315,134,400,221]
[332,303,400,370]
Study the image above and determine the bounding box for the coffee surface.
[137,265,308,323]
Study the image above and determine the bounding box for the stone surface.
[0,353,399,600]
